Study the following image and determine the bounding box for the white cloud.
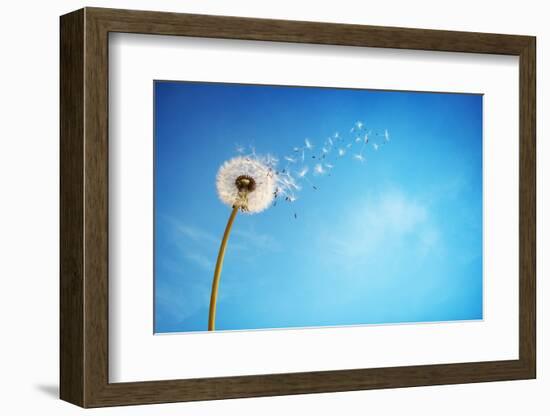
[324,189,440,263]
[175,223,219,246]
[233,228,280,252]
[183,251,214,272]
[163,215,279,255]
[156,277,210,323]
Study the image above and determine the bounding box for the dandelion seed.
[305,138,314,150]
[322,147,329,154]
[235,144,245,154]
[384,129,390,142]
[297,166,309,177]
[364,134,369,144]
[264,153,278,167]
[325,163,334,169]
[314,163,326,175]
[338,148,346,157]
[355,137,362,143]
[328,137,334,146]
[355,121,364,130]
[333,132,340,139]
[373,143,379,151]
[284,156,297,163]
[278,170,301,194]
[353,154,366,163]
[346,143,353,148]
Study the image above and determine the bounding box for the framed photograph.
[60,7,536,408]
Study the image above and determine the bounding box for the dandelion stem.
[208,205,239,331]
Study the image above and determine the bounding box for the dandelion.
[209,156,277,331]
[216,156,276,214]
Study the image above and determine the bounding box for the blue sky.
[154,81,483,333]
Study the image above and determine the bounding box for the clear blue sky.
[154,80,483,333]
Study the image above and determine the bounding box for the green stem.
[208,205,239,331]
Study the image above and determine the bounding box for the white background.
[110,34,519,382]
[0,0,546,415]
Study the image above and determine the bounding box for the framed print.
[60,7,536,408]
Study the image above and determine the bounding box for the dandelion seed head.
[216,156,276,214]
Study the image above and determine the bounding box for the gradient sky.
[154,80,483,333]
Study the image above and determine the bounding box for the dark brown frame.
[60,7,536,408]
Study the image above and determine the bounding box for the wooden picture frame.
[60,7,536,408]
